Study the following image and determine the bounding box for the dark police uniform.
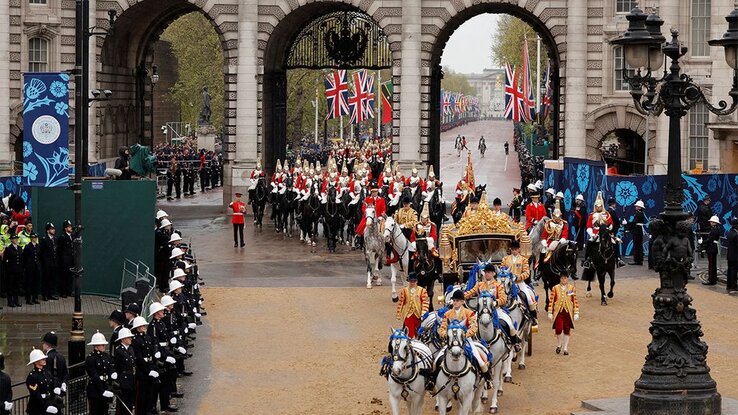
[85,350,114,415]
[113,343,136,415]
[0,355,11,415]
[39,231,58,300]
[44,348,68,391]
[23,239,42,304]
[2,242,23,307]
[132,331,159,414]
[25,367,57,415]
[56,230,74,297]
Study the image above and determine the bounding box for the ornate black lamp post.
[611,6,738,415]
[150,64,159,148]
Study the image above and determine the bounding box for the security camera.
[103,90,112,98]
[91,89,101,98]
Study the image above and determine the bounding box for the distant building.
[464,69,506,119]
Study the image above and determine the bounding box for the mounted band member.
[501,240,538,329]
[354,182,387,249]
[395,273,429,338]
[583,191,614,269]
[394,197,418,240]
[438,290,488,372]
[423,166,442,200]
[525,184,546,231]
[541,200,569,262]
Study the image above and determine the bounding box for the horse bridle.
[386,220,409,259]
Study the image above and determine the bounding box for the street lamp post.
[611,6,738,415]
[150,64,159,148]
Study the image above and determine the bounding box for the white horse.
[434,325,485,415]
[385,329,433,415]
[475,293,513,414]
[384,217,411,302]
[364,206,384,289]
[497,269,533,384]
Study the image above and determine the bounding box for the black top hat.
[483,263,496,272]
[109,310,126,325]
[451,290,465,301]
[510,240,521,249]
[407,272,418,281]
[470,196,479,203]
[42,332,58,347]
[125,303,141,315]
[493,198,502,206]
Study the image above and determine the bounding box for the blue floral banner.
[23,72,70,187]
[545,159,738,257]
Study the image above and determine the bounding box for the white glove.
[195,313,202,318]
[46,406,58,414]
[698,238,703,244]
[102,390,114,398]
[548,313,553,320]
[622,219,627,225]
[60,382,67,393]
[4,402,13,411]
[194,284,200,290]
[559,238,567,244]
[192,307,197,313]
[574,313,580,321]
[111,372,118,380]
[188,323,196,329]
[184,328,189,334]
[166,356,176,364]
[587,228,594,239]
[541,239,548,248]
[170,337,177,344]
[53,387,61,395]
[148,370,159,378]
[154,351,161,359]
[41,394,47,399]
[178,347,187,354]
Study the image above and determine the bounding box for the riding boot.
[530,309,538,329]
[582,242,593,269]
[615,241,626,268]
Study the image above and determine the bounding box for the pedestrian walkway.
[0,295,118,316]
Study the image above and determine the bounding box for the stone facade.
[464,68,506,119]
[2,0,738,203]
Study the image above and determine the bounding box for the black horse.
[426,187,446,231]
[582,225,617,305]
[300,182,322,246]
[276,176,298,237]
[347,187,366,249]
[451,184,486,224]
[250,176,269,230]
[368,156,384,181]
[324,186,347,253]
[413,238,440,312]
[401,186,423,217]
[538,241,578,311]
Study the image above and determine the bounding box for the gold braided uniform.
[500,254,530,282]
[438,307,477,338]
[464,279,507,306]
[394,206,418,231]
[396,286,429,320]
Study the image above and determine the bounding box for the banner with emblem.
[22,72,70,187]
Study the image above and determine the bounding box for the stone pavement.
[572,397,738,415]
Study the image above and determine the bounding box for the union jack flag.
[540,60,552,119]
[442,93,451,115]
[324,70,349,120]
[520,38,536,122]
[349,69,375,124]
[504,64,524,122]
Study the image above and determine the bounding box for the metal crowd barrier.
[10,362,89,415]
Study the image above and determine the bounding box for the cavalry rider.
[248,160,265,202]
[525,184,546,231]
[354,181,387,245]
[547,272,580,355]
[338,165,352,194]
[423,165,442,202]
[270,159,285,193]
[540,200,569,262]
[437,290,488,374]
[501,240,539,329]
[377,161,393,189]
[394,197,418,240]
[405,163,425,191]
[582,191,615,269]
[464,264,523,350]
[395,273,429,338]
[410,205,438,255]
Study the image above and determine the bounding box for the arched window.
[28,38,48,72]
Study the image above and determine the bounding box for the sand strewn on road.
[198,280,738,415]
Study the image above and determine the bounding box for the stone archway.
[585,105,657,172]
[423,2,568,175]
[95,0,239,160]
[258,1,402,175]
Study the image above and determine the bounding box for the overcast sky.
[440,13,500,74]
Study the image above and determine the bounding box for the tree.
[161,12,225,130]
[490,15,549,90]
[441,69,476,95]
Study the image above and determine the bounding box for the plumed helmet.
[27,349,47,366]
[148,302,166,317]
[131,316,148,329]
[117,328,134,341]
[594,191,605,208]
[87,330,108,346]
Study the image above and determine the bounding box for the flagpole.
[536,35,541,124]
[376,70,381,139]
[340,116,344,141]
[314,85,319,144]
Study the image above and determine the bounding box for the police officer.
[628,200,648,266]
[56,220,74,298]
[0,353,12,415]
[39,223,58,301]
[41,332,67,395]
[2,233,22,307]
[123,303,140,329]
[23,232,42,305]
[108,310,126,353]
[148,302,178,412]
[85,332,116,415]
[26,349,59,415]
[113,328,136,415]
[131,316,159,415]
[702,216,723,286]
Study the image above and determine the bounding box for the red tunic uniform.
[355,196,387,235]
[541,221,569,241]
[586,211,613,236]
[229,201,246,224]
[525,201,547,230]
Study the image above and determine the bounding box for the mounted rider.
[525,183,547,231]
[582,191,614,269]
[501,240,538,329]
[410,204,438,258]
[354,181,387,244]
[422,165,442,202]
[338,164,352,194]
[464,263,523,350]
[394,197,418,240]
[395,273,429,338]
[248,160,266,203]
[541,200,569,262]
[377,159,393,189]
[437,290,489,373]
